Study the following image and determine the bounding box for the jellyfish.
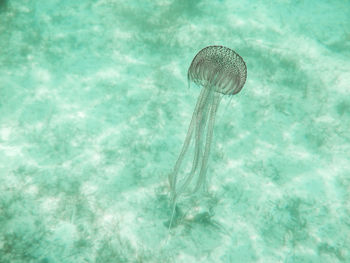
[168,46,247,217]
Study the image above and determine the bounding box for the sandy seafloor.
[1,0,350,262]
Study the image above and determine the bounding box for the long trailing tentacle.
[168,86,210,201]
[175,86,213,198]
[192,92,221,194]
[168,87,213,231]
[168,90,219,232]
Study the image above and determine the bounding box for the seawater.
[0,0,349,262]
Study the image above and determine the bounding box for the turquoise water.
[1,0,350,262]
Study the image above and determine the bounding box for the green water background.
[0,0,350,262]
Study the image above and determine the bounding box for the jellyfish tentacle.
[182,92,206,186]
[168,114,195,200]
[169,86,211,201]
[177,87,213,197]
[193,92,221,194]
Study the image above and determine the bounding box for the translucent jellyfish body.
[169,46,247,207]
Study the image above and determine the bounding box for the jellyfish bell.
[188,45,247,95]
[168,45,247,229]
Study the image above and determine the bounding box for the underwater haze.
[1,0,350,262]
